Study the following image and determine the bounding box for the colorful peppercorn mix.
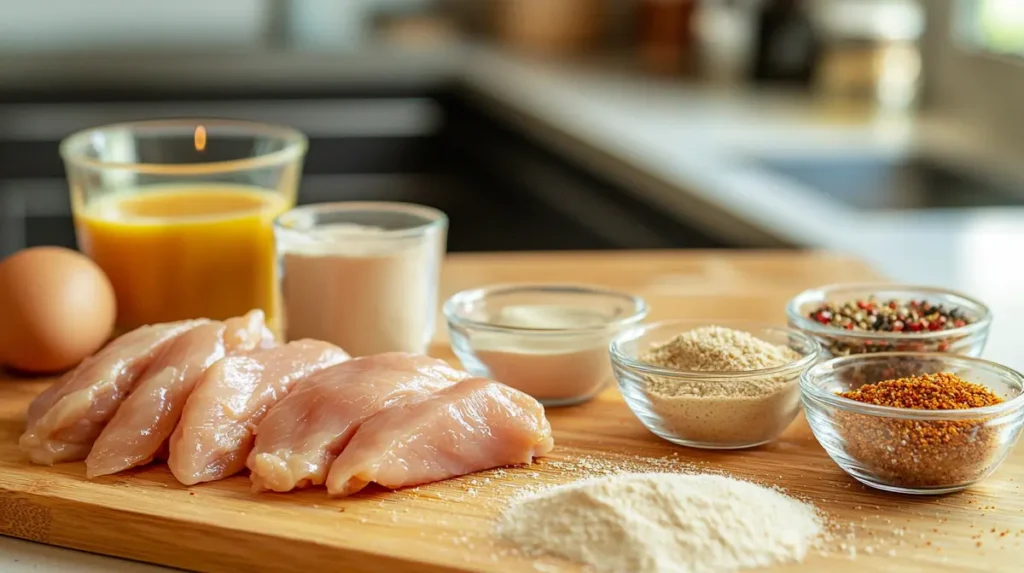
[809,298,971,333]
[804,297,978,357]
[836,372,1006,490]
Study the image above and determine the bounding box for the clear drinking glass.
[61,119,307,333]
[275,202,448,357]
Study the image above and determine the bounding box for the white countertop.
[5,45,1024,571]
[458,47,1024,372]
[0,537,176,572]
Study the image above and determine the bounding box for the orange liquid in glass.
[75,185,291,332]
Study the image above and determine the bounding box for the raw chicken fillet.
[326,377,554,497]
[20,320,206,465]
[168,339,349,485]
[247,353,469,493]
[21,321,554,495]
[85,311,273,478]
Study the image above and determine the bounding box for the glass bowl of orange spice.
[802,352,1024,495]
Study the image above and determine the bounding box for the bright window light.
[970,0,1024,54]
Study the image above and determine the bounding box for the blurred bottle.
[751,0,820,87]
[286,0,366,50]
[812,0,923,112]
[496,0,605,57]
[694,0,758,85]
[637,0,698,76]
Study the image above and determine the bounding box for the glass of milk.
[275,202,448,357]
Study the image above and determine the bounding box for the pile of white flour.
[495,473,823,573]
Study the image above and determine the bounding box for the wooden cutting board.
[1,251,1021,572]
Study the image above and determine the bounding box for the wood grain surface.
[1,250,1022,572]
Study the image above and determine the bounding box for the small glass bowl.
[802,352,1024,495]
[443,284,648,407]
[787,283,991,359]
[610,320,820,449]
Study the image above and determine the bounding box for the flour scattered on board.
[495,473,824,573]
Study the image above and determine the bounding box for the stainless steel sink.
[754,154,1024,211]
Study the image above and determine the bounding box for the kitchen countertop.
[453,46,1024,372]
[3,44,1024,571]
[0,538,177,573]
[0,45,460,95]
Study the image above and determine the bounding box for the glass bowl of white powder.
[610,320,820,449]
[444,284,648,407]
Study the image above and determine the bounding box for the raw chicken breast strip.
[326,378,554,497]
[247,353,469,493]
[19,320,207,465]
[85,311,272,478]
[223,309,278,352]
[168,339,349,486]
[26,369,75,427]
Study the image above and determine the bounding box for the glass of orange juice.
[60,119,307,334]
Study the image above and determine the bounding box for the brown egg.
[0,247,116,373]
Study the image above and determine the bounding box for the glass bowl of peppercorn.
[786,284,991,359]
[802,352,1024,495]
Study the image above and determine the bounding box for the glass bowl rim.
[800,351,1024,419]
[275,201,448,241]
[59,118,308,175]
[609,318,820,379]
[443,283,648,336]
[786,282,992,341]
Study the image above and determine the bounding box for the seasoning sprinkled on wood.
[835,373,1006,489]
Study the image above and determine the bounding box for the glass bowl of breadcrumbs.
[611,320,819,449]
[802,352,1024,495]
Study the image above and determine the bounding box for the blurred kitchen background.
[1,0,1023,280]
